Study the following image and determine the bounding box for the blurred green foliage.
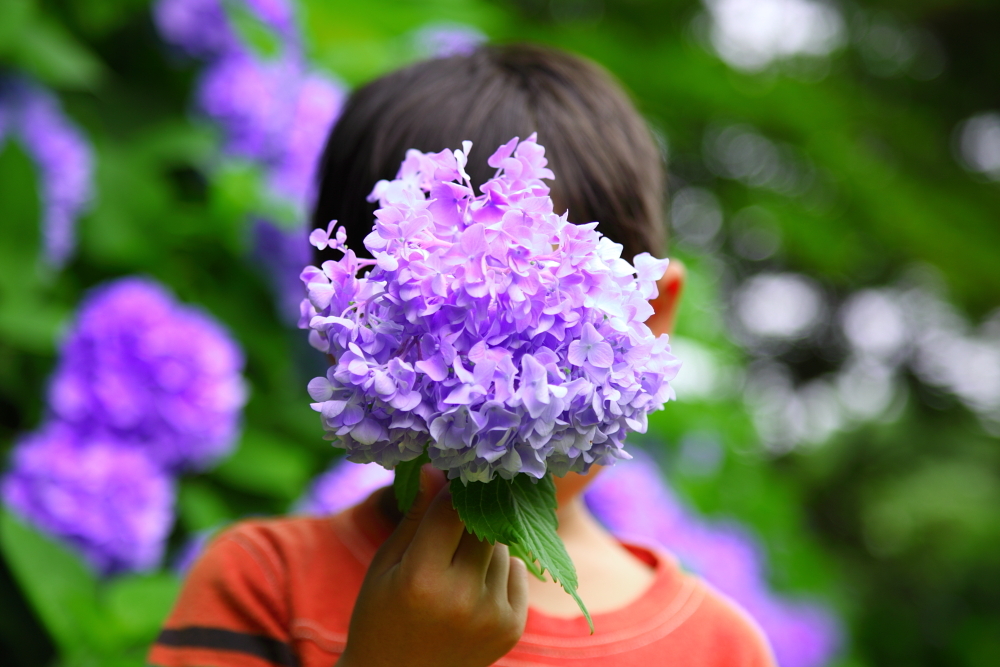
[1,510,178,666]
[1,0,999,666]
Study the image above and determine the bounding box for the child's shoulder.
[688,576,776,664]
[181,515,345,605]
[199,510,376,579]
[211,513,341,553]
[197,514,330,565]
[151,512,368,666]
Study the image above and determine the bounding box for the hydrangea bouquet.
[301,134,679,628]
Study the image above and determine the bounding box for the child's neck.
[526,495,656,618]
[374,484,656,617]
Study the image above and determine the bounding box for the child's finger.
[370,466,446,572]
[507,556,529,617]
[484,543,510,595]
[400,486,467,572]
[452,529,495,578]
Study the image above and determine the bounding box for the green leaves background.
[0,510,179,666]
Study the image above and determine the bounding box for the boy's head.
[311,43,666,264]
[311,43,685,500]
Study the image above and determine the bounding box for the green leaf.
[393,452,429,513]
[0,0,33,58]
[0,142,72,352]
[103,573,181,646]
[450,474,593,632]
[211,160,299,231]
[13,15,104,89]
[0,141,42,293]
[0,510,102,654]
[71,0,149,37]
[508,542,547,581]
[178,480,233,532]
[213,429,314,500]
[229,4,284,59]
[0,512,186,661]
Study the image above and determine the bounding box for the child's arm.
[337,481,529,667]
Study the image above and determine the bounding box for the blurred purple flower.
[1,423,175,576]
[225,62,342,321]
[153,0,298,57]
[267,71,346,207]
[153,0,236,57]
[197,52,345,208]
[413,23,486,58]
[295,458,394,516]
[196,50,301,161]
[585,451,841,667]
[248,70,344,322]
[252,220,312,321]
[0,77,94,267]
[244,0,298,42]
[47,277,247,473]
[0,102,10,142]
[157,0,344,324]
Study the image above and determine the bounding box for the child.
[149,44,775,667]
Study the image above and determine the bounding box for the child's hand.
[337,470,529,667]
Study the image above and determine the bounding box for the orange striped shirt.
[149,492,776,667]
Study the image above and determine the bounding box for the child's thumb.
[372,465,447,570]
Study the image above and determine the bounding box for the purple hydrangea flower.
[0,77,94,267]
[0,101,9,142]
[46,277,247,473]
[295,458,394,516]
[412,23,487,58]
[243,0,298,42]
[301,135,681,483]
[252,219,312,321]
[153,0,236,57]
[196,50,302,161]
[197,52,345,205]
[1,423,175,576]
[267,71,347,208]
[153,0,298,57]
[243,71,344,323]
[156,0,343,322]
[585,452,842,667]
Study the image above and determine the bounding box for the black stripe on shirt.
[156,626,300,667]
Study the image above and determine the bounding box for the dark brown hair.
[311,43,665,262]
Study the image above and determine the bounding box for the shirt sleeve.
[698,585,779,667]
[148,521,299,667]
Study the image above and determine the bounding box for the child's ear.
[645,259,685,337]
